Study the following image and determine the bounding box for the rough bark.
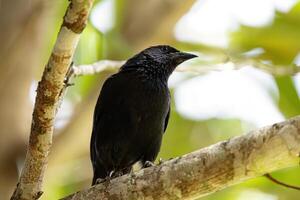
[62,116,300,200]
[10,1,95,199]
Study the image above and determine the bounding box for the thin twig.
[265,173,300,190]
[72,60,125,76]
[71,58,300,77]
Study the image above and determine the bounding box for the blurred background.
[1,0,300,199]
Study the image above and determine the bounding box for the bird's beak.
[171,52,198,65]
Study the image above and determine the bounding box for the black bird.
[90,45,197,185]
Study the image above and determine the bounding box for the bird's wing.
[163,106,170,133]
[91,74,139,167]
[91,75,123,167]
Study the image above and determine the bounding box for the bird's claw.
[109,171,115,178]
[143,161,155,168]
[95,178,107,184]
[95,171,115,184]
[109,170,124,178]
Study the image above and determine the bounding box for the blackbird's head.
[140,45,197,66]
[121,45,197,80]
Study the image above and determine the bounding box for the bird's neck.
[139,66,169,83]
[120,63,170,84]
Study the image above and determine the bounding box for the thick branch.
[62,116,300,200]
[11,1,94,200]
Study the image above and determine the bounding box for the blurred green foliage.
[231,2,300,119]
[69,23,104,99]
[231,3,300,64]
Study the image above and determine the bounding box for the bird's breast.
[131,81,170,132]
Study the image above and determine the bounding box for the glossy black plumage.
[90,45,197,185]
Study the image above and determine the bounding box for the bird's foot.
[95,177,107,184]
[109,170,115,178]
[95,171,116,184]
[143,161,155,168]
[109,170,124,178]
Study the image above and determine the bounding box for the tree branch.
[264,174,300,190]
[11,1,95,200]
[230,57,300,76]
[62,116,300,200]
[71,60,233,77]
[71,57,300,77]
[72,60,125,76]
